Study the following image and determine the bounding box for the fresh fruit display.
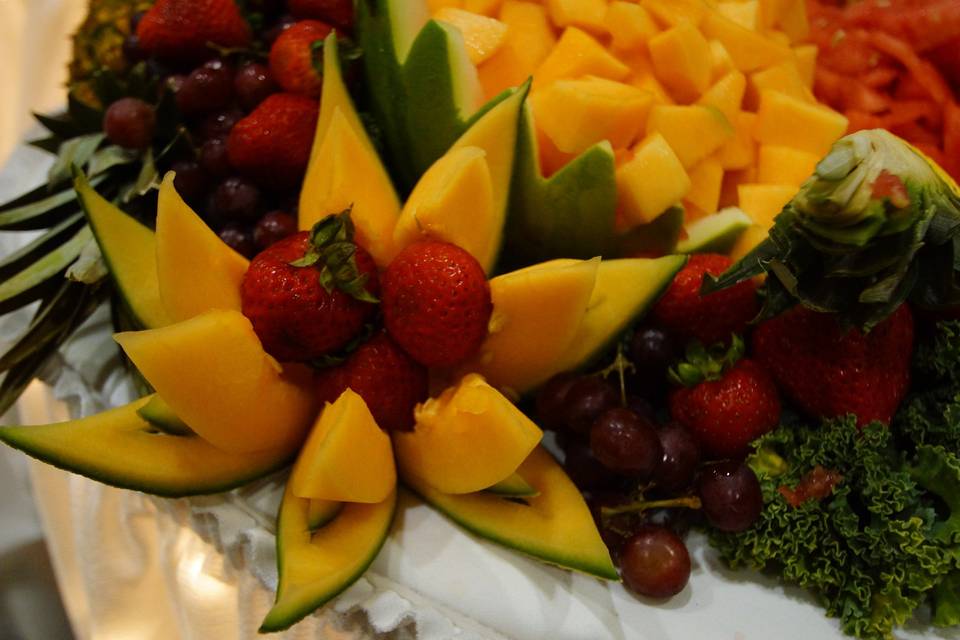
[2,0,960,638]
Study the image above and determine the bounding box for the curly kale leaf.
[896,320,960,451]
[712,418,952,640]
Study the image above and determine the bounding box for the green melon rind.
[260,489,398,633]
[405,448,619,581]
[485,472,539,498]
[505,105,619,266]
[0,397,294,497]
[676,207,752,254]
[74,171,168,329]
[136,395,194,436]
[553,255,688,374]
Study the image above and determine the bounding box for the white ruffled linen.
[7,142,953,640]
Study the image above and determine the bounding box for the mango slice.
[155,174,248,322]
[754,89,849,156]
[460,259,599,394]
[648,22,712,103]
[646,104,734,169]
[617,132,691,226]
[434,7,507,65]
[394,374,542,494]
[300,36,402,265]
[115,310,317,454]
[0,396,293,497]
[478,1,556,99]
[290,389,396,504]
[533,27,629,90]
[405,446,618,580]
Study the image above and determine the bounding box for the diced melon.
[536,126,577,177]
[621,51,674,104]
[435,8,508,65]
[685,158,724,216]
[289,389,396,504]
[464,0,504,15]
[546,0,609,34]
[710,40,736,81]
[779,0,809,43]
[717,0,758,29]
[738,183,795,228]
[605,2,660,52]
[701,12,792,72]
[533,27,630,89]
[698,70,746,124]
[730,224,770,260]
[393,146,496,269]
[646,104,733,168]
[748,60,814,107]
[757,0,790,30]
[641,0,708,28]
[394,374,542,494]
[754,90,849,156]
[531,77,654,155]
[479,1,556,98]
[719,166,757,208]
[716,111,757,170]
[756,145,820,186]
[429,0,462,11]
[793,44,817,88]
[617,132,692,225]
[648,22,712,103]
[460,259,600,394]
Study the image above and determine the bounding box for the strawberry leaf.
[295,207,380,304]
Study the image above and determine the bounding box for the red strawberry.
[652,254,759,346]
[669,341,781,459]
[240,212,379,362]
[287,0,354,30]
[268,20,334,98]
[382,242,492,368]
[752,304,914,427]
[227,93,318,190]
[136,0,252,64]
[316,332,429,432]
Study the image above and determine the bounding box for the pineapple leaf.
[0,174,106,231]
[29,136,65,155]
[47,132,106,187]
[86,145,139,176]
[0,213,85,281]
[34,112,92,140]
[120,148,159,203]
[0,226,92,317]
[0,280,86,373]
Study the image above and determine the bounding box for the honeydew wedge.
[404,446,618,580]
[115,310,317,454]
[459,259,599,395]
[74,172,169,329]
[393,374,542,494]
[300,35,402,266]
[155,174,249,322]
[289,389,396,504]
[677,207,753,254]
[260,483,396,632]
[0,396,293,497]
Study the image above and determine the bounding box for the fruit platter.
[3,0,960,638]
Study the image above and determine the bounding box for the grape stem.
[597,343,635,406]
[601,495,702,518]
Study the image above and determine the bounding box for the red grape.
[628,326,677,398]
[199,138,231,178]
[103,98,156,150]
[254,211,298,250]
[620,526,691,599]
[563,440,618,491]
[199,108,244,141]
[235,62,278,111]
[211,177,261,222]
[655,422,701,493]
[564,376,619,436]
[177,61,234,115]
[171,161,209,204]
[219,224,256,258]
[536,373,578,431]
[590,408,662,479]
[697,461,763,533]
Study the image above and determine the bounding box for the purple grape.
[590,408,662,479]
[199,138,231,178]
[620,526,691,599]
[199,109,244,141]
[219,224,256,258]
[235,62,277,111]
[103,98,156,149]
[171,161,209,204]
[211,177,261,222]
[254,211,298,250]
[177,61,234,115]
[697,461,763,533]
[536,373,578,431]
[563,440,618,492]
[564,376,619,436]
[656,422,701,493]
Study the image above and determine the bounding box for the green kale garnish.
[709,320,960,639]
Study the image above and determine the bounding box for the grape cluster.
[535,325,763,599]
[101,3,351,257]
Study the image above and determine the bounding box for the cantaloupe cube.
[617,133,692,225]
[479,2,556,98]
[748,59,813,106]
[779,0,809,43]
[436,8,509,65]
[464,0,504,16]
[546,0,609,34]
[605,2,660,52]
[719,166,757,208]
[755,90,848,156]
[717,0,758,30]
[757,0,790,30]
[641,0,708,28]
[710,40,736,81]
[738,183,795,228]
[767,30,791,47]
[429,0,463,12]
[757,145,820,186]
[537,126,576,177]
[531,77,655,154]
[698,70,746,124]
[647,105,733,168]
[730,224,769,260]
[793,44,817,88]
[534,27,630,89]
[716,111,757,169]
[648,22,712,103]
[620,51,676,104]
[701,12,792,72]
[685,158,724,216]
